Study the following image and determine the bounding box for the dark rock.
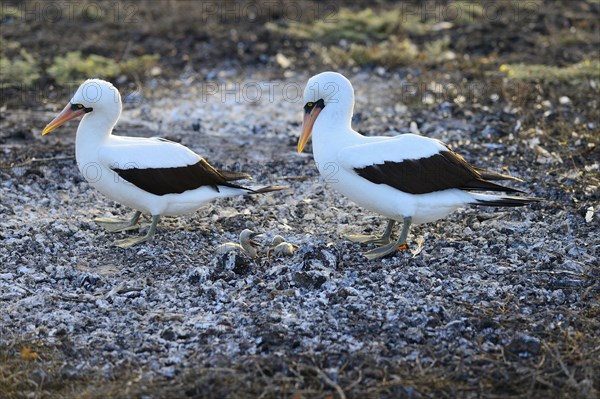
[191,119,201,132]
[481,125,503,139]
[161,328,177,341]
[258,327,286,351]
[505,334,542,358]
[301,246,337,270]
[59,365,81,380]
[210,252,255,281]
[439,101,454,116]
[76,273,102,290]
[293,271,327,289]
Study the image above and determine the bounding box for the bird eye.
[307,102,314,107]
[77,104,84,109]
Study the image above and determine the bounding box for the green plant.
[316,37,420,68]
[0,5,22,19]
[47,51,120,85]
[0,49,40,87]
[120,54,160,76]
[499,60,600,83]
[47,51,159,86]
[422,36,453,64]
[266,8,405,43]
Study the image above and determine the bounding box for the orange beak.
[297,106,322,153]
[42,103,86,135]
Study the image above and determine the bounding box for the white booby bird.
[298,72,539,260]
[42,79,283,248]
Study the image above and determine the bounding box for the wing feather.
[338,134,522,194]
[112,159,250,196]
[99,136,201,170]
[99,136,251,196]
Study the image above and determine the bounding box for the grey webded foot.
[345,219,396,245]
[362,217,412,260]
[115,215,159,249]
[115,234,152,248]
[345,233,392,245]
[363,241,409,260]
[95,211,141,233]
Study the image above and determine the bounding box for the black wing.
[354,150,523,195]
[112,158,251,196]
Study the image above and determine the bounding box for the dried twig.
[299,365,347,399]
[543,342,579,389]
[1,156,74,170]
[274,175,311,181]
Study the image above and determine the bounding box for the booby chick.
[215,229,261,258]
[297,72,539,260]
[42,79,284,248]
[267,235,299,257]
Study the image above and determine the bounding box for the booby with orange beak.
[298,72,539,260]
[43,79,284,248]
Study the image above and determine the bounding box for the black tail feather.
[463,179,525,194]
[249,185,288,194]
[474,196,541,207]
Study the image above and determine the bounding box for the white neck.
[311,103,363,163]
[75,112,116,164]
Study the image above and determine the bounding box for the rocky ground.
[1,1,598,398]
[2,71,598,398]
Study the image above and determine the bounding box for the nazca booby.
[297,72,539,260]
[43,79,284,248]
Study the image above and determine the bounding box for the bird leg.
[345,219,396,245]
[363,217,412,260]
[94,211,142,233]
[115,215,160,248]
